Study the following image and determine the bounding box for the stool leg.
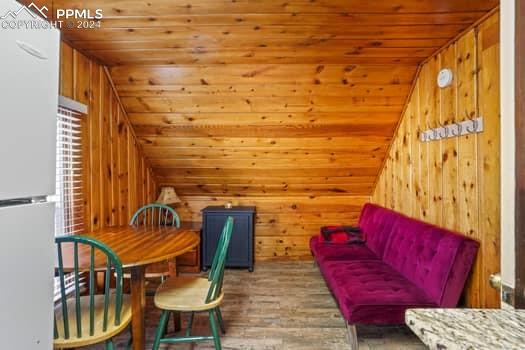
[105,339,114,350]
[215,307,226,334]
[152,310,170,350]
[209,309,222,350]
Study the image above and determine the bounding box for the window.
[54,106,85,300]
[55,106,84,237]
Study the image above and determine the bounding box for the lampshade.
[156,186,181,205]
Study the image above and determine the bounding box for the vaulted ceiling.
[37,0,498,197]
[55,0,498,66]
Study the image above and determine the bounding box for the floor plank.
[84,261,426,349]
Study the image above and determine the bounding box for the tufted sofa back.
[358,203,401,257]
[357,202,376,230]
[379,212,479,306]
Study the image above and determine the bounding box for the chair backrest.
[54,235,124,340]
[206,216,234,303]
[129,203,181,228]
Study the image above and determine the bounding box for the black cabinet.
[201,206,255,272]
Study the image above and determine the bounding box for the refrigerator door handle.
[16,40,48,60]
[0,196,50,208]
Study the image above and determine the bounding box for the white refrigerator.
[0,1,60,348]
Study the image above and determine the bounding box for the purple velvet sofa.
[310,203,479,348]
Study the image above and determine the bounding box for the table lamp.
[156,186,181,205]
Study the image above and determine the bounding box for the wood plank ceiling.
[43,1,498,254]
[52,0,498,194]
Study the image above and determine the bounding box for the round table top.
[59,224,200,269]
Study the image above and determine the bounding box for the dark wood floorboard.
[84,261,426,349]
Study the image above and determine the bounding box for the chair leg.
[126,326,133,350]
[185,312,195,337]
[105,339,115,350]
[152,310,170,350]
[123,278,131,293]
[173,311,182,332]
[208,309,222,350]
[164,311,171,335]
[215,307,226,334]
[346,324,358,350]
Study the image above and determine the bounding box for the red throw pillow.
[330,232,350,242]
[318,226,347,243]
[318,225,365,245]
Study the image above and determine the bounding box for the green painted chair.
[129,203,181,228]
[128,203,181,280]
[54,235,132,349]
[151,216,234,350]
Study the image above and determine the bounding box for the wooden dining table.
[58,223,200,350]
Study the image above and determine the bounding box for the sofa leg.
[346,324,358,350]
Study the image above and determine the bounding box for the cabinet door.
[227,214,250,265]
[203,214,226,267]
[204,214,250,267]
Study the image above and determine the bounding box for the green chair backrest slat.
[130,203,181,228]
[56,243,70,339]
[54,235,124,341]
[73,242,82,337]
[206,217,234,303]
[89,246,95,336]
[103,257,111,331]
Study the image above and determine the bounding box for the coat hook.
[432,128,439,140]
[466,118,478,133]
[450,122,462,137]
[438,123,448,139]
[428,129,435,141]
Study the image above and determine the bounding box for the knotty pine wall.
[371,12,500,308]
[59,42,157,232]
[176,196,369,260]
[96,2,498,262]
[111,63,397,260]
[52,1,499,263]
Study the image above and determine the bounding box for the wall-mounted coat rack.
[420,117,483,142]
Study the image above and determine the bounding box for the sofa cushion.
[310,236,379,263]
[358,204,401,258]
[323,260,436,324]
[364,210,397,257]
[357,202,377,230]
[382,215,479,306]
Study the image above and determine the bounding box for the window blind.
[54,106,85,301]
[55,107,84,237]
